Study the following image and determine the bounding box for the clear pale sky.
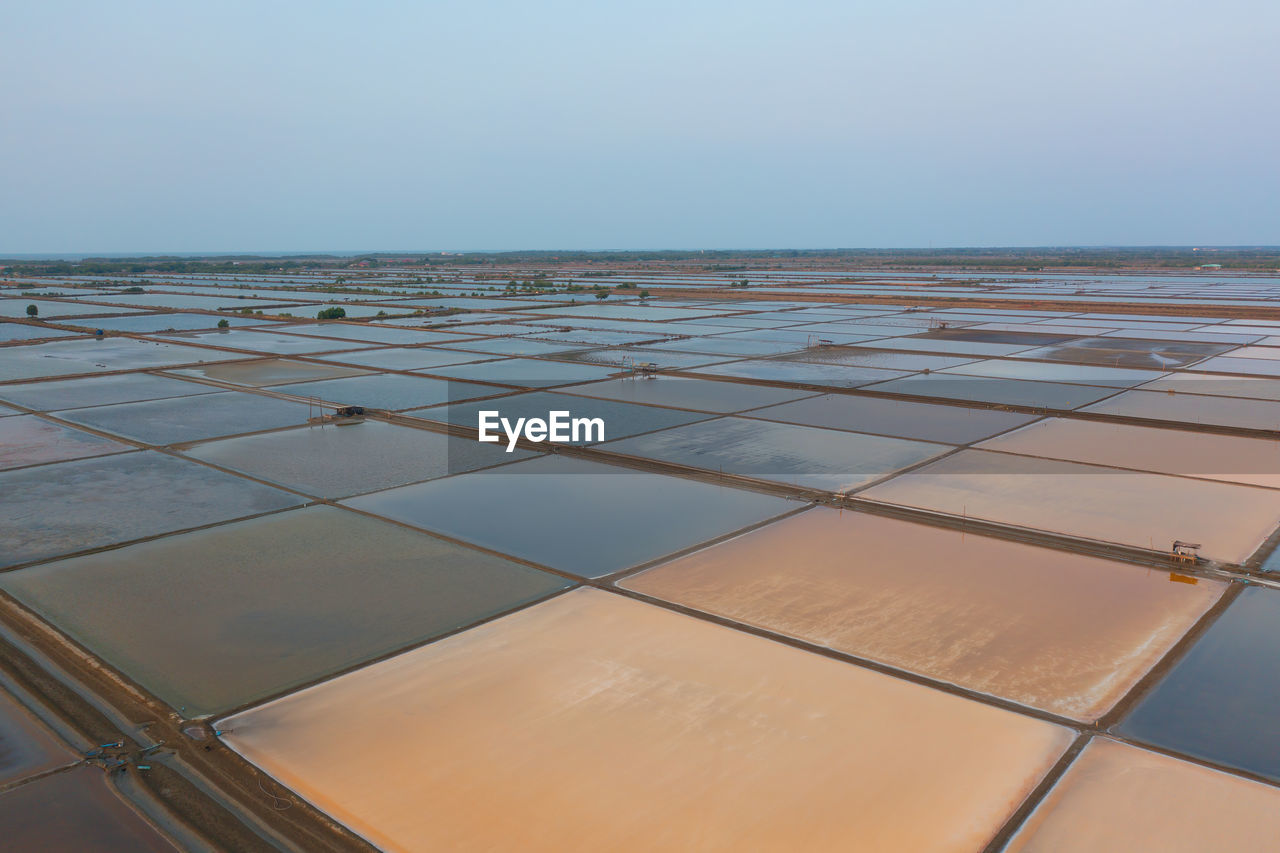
[3,0,1276,253]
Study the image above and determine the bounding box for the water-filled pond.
[343,455,796,576]
[0,506,568,716]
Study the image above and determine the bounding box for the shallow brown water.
[623,509,1221,720]
[0,766,177,851]
[862,449,1280,563]
[221,589,1071,852]
[1006,739,1280,851]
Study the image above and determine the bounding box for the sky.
[2,0,1277,253]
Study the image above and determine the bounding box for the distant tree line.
[4,247,1278,274]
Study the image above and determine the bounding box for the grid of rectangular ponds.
[5,268,1280,851]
